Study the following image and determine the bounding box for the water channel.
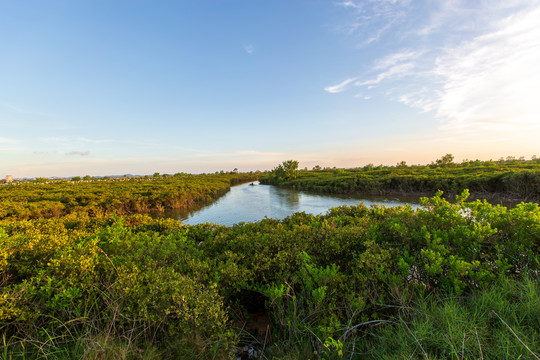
[156,181,423,226]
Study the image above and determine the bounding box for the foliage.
[261,157,540,201]
[1,189,538,358]
[0,214,235,359]
[356,276,540,359]
[0,173,257,220]
[434,153,455,167]
[268,160,299,182]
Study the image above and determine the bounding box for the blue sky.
[1,0,539,177]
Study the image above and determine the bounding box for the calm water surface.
[156,182,422,226]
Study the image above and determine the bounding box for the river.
[155,181,422,226]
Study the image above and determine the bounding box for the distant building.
[5,175,13,183]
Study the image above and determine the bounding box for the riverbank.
[262,159,540,203]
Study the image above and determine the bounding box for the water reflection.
[271,186,300,211]
[154,181,422,226]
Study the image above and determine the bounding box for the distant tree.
[153,172,160,178]
[83,175,92,181]
[396,160,407,168]
[312,165,322,171]
[233,168,238,174]
[72,176,81,182]
[435,154,454,167]
[282,160,299,179]
[271,160,299,181]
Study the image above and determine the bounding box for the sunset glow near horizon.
[1,1,539,178]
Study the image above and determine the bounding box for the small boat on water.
[249,182,255,186]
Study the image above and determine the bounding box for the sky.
[1,0,539,178]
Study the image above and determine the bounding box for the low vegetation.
[262,156,540,201]
[0,173,257,220]
[1,187,538,358]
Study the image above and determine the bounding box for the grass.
[350,276,539,359]
[0,278,537,359]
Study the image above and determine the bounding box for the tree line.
[262,156,540,201]
[0,173,257,220]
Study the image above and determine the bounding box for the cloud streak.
[67,151,90,156]
[324,77,357,93]
[329,1,540,134]
[432,7,540,131]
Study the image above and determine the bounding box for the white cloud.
[324,77,357,93]
[335,1,361,9]
[355,62,415,87]
[374,50,419,70]
[331,1,540,135]
[430,6,540,132]
[334,0,412,43]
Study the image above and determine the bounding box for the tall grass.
[351,276,539,359]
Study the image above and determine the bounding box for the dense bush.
[0,173,257,220]
[1,191,538,358]
[262,159,540,201]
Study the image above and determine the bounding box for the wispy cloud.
[334,0,412,43]
[373,50,420,70]
[355,62,415,87]
[335,1,361,9]
[324,77,358,93]
[432,6,540,131]
[67,151,90,156]
[329,1,540,134]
